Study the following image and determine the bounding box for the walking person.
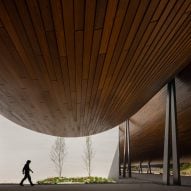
[20,160,34,186]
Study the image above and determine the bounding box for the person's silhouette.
[20,160,34,186]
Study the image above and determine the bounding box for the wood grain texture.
[0,0,190,137]
[119,63,191,162]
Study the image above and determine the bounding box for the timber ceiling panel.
[119,63,191,162]
[0,0,190,136]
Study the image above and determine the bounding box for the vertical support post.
[147,161,151,174]
[163,79,181,185]
[139,162,142,174]
[123,123,127,177]
[171,79,181,185]
[163,83,171,185]
[149,162,152,174]
[119,127,121,177]
[127,120,132,178]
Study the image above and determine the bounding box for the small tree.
[83,136,95,177]
[50,137,66,177]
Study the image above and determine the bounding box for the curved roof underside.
[119,63,191,162]
[0,0,191,136]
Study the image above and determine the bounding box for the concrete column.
[119,127,121,177]
[163,79,181,185]
[127,120,132,178]
[147,161,151,174]
[139,162,142,174]
[170,79,181,185]
[163,83,171,185]
[123,123,127,177]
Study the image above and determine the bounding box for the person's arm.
[22,166,25,174]
[30,168,33,173]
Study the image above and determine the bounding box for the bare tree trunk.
[50,137,67,177]
[83,136,95,177]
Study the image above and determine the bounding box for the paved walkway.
[0,183,191,191]
[0,175,191,191]
[132,173,191,186]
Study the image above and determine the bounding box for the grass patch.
[37,176,115,184]
[180,163,191,176]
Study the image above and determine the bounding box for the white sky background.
[0,115,119,183]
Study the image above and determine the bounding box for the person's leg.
[20,175,27,186]
[27,174,34,186]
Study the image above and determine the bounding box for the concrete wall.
[108,130,119,180]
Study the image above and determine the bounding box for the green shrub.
[37,176,115,184]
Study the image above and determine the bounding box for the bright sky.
[0,115,119,183]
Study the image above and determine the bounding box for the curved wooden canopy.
[119,63,191,162]
[0,0,191,136]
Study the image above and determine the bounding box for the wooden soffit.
[0,0,190,136]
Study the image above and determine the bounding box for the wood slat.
[51,0,66,57]
[120,63,191,162]
[84,29,102,127]
[117,1,191,115]
[0,0,37,79]
[101,0,190,122]
[82,0,96,79]
[26,0,57,80]
[94,0,107,30]
[112,18,191,123]
[74,0,85,31]
[0,0,190,137]
[15,0,42,55]
[93,0,153,129]
[99,0,119,54]
[90,0,131,128]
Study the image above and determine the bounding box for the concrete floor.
[0,175,191,191]
[132,173,191,186]
[0,183,191,191]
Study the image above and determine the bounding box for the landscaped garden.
[37,176,115,184]
[180,163,191,176]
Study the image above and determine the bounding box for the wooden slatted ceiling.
[0,0,190,137]
[119,63,191,162]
